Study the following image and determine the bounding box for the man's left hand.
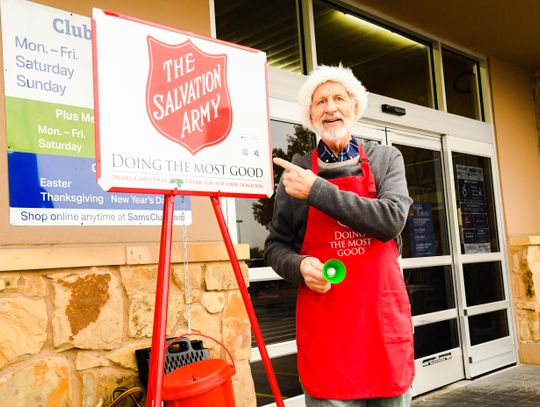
[273,157,317,200]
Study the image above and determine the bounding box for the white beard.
[314,117,352,147]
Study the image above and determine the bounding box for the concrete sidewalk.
[411,364,540,406]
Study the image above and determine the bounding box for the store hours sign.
[92,9,273,198]
[1,0,191,226]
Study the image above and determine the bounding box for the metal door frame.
[443,136,516,378]
[386,128,465,395]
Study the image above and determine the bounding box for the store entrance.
[239,99,516,404]
[387,129,465,394]
[387,129,516,395]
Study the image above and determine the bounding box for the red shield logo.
[146,37,233,154]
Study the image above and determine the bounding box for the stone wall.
[509,236,540,364]
[0,244,255,406]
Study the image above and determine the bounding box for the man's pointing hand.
[274,157,317,200]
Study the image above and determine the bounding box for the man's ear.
[354,101,360,118]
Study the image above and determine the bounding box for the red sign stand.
[145,194,284,407]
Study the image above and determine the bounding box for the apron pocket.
[382,290,412,344]
[296,289,329,349]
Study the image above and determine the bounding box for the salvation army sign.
[146,37,232,154]
[92,9,273,198]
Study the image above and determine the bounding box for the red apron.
[297,147,414,399]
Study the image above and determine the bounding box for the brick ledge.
[509,235,540,247]
[0,243,249,271]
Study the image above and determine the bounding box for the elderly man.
[264,65,414,406]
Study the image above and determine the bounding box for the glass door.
[386,129,465,395]
[444,136,516,378]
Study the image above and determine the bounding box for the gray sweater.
[264,138,413,285]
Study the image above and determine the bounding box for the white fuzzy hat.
[297,65,368,133]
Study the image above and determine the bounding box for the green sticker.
[170,178,184,188]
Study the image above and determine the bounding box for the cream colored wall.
[489,58,540,236]
[0,0,222,246]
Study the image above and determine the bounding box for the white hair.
[297,65,368,133]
